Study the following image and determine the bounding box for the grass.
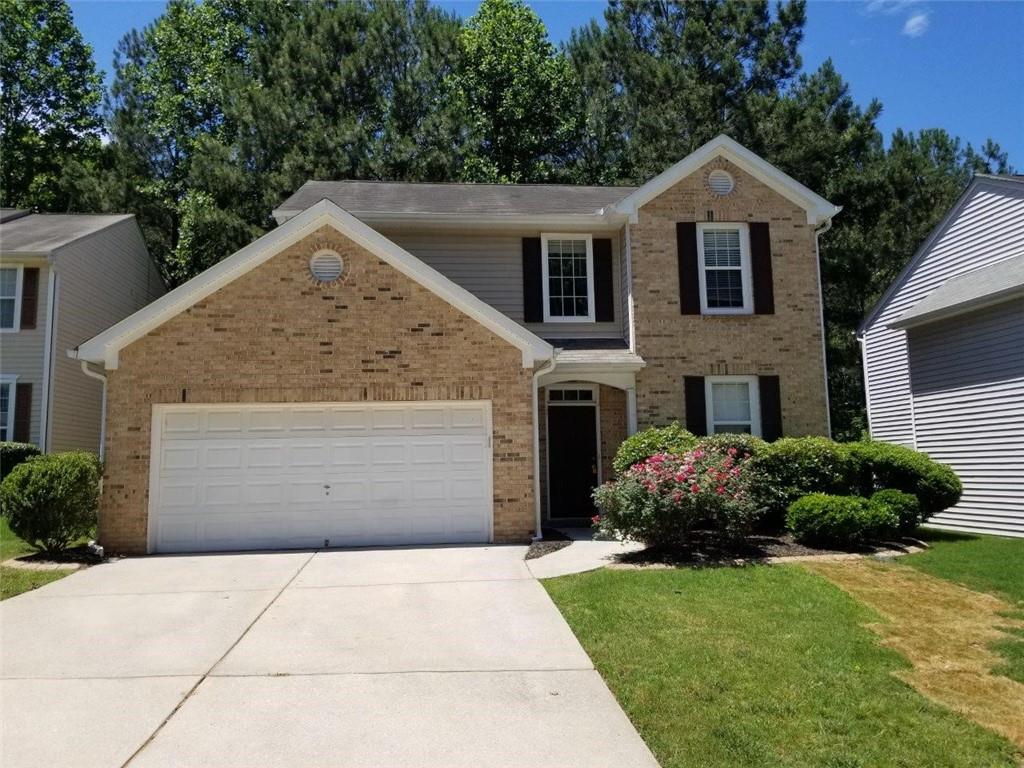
[546,564,1021,768]
[903,530,1024,686]
[0,516,35,561]
[0,567,68,600]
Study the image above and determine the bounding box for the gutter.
[530,355,558,541]
[76,357,107,461]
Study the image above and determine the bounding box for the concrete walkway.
[0,546,658,768]
[529,529,647,579]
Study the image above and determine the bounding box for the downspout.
[531,355,558,541]
[79,360,107,461]
[813,217,834,439]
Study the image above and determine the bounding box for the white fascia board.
[75,199,552,369]
[612,135,841,226]
[887,286,1024,330]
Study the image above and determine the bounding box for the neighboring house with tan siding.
[74,135,840,555]
[0,209,164,452]
[859,175,1024,538]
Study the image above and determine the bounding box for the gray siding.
[49,219,165,452]
[863,179,1024,446]
[0,261,49,444]
[907,300,1024,537]
[383,229,626,341]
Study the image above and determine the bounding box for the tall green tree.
[0,0,104,210]
[449,0,579,182]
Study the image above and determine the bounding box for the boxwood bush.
[612,423,697,475]
[694,433,767,459]
[869,489,922,534]
[845,441,961,518]
[749,437,856,527]
[0,442,41,482]
[787,493,898,547]
[0,451,101,554]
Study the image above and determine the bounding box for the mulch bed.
[9,545,105,569]
[525,528,574,560]
[612,532,925,569]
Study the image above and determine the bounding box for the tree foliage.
[0,0,104,210]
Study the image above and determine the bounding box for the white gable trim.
[609,135,841,226]
[74,200,553,369]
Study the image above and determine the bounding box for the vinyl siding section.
[907,300,1024,537]
[862,179,1024,447]
[49,220,164,452]
[384,229,626,341]
[0,261,49,444]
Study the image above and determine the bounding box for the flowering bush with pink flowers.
[592,446,759,548]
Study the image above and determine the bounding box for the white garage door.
[149,401,493,553]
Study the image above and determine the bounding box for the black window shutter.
[759,375,783,441]
[677,222,701,315]
[750,223,775,315]
[683,376,707,436]
[593,238,614,322]
[13,383,32,443]
[20,267,39,330]
[522,237,543,322]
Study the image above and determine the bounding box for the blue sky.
[69,0,1023,162]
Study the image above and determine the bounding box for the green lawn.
[904,529,1024,685]
[0,517,35,561]
[0,567,68,600]
[546,564,1021,768]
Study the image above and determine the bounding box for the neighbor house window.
[697,223,752,314]
[0,379,14,441]
[0,266,22,331]
[541,234,595,322]
[705,376,761,436]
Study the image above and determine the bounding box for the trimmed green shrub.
[612,423,698,475]
[0,442,41,482]
[749,437,856,527]
[694,433,767,459]
[594,448,759,548]
[786,493,898,547]
[0,452,101,554]
[869,489,921,534]
[845,441,961,517]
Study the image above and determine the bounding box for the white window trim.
[0,264,24,332]
[0,374,18,442]
[696,223,753,315]
[705,375,761,437]
[541,233,595,323]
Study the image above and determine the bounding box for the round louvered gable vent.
[309,250,344,283]
[708,170,735,196]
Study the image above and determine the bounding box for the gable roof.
[0,213,135,255]
[274,181,636,224]
[858,174,1024,336]
[610,135,841,226]
[74,200,553,369]
[889,254,1024,330]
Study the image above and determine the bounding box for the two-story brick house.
[74,136,839,554]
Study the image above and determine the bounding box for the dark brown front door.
[547,404,599,519]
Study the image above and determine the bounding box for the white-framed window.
[705,375,761,436]
[546,386,596,404]
[0,265,23,331]
[696,223,753,314]
[541,234,595,322]
[0,375,17,441]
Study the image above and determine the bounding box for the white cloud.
[865,0,921,15]
[902,11,930,37]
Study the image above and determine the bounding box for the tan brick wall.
[630,157,829,436]
[101,225,536,553]
[598,385,626,482]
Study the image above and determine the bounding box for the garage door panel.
[151,402,493,553]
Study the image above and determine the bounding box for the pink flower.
[716,486,726,495]
[591,514,601,525]
[690,484,700,493]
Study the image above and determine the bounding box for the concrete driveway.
[0,546,658,768]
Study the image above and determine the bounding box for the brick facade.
[629,157,830,436]
[100,225,536,553]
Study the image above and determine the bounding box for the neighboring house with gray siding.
[0,209,165,452]
[858,175,1024,537]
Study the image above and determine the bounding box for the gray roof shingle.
[275,180,638,217]
[891,254,1024,329]
[0,213,134,254]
